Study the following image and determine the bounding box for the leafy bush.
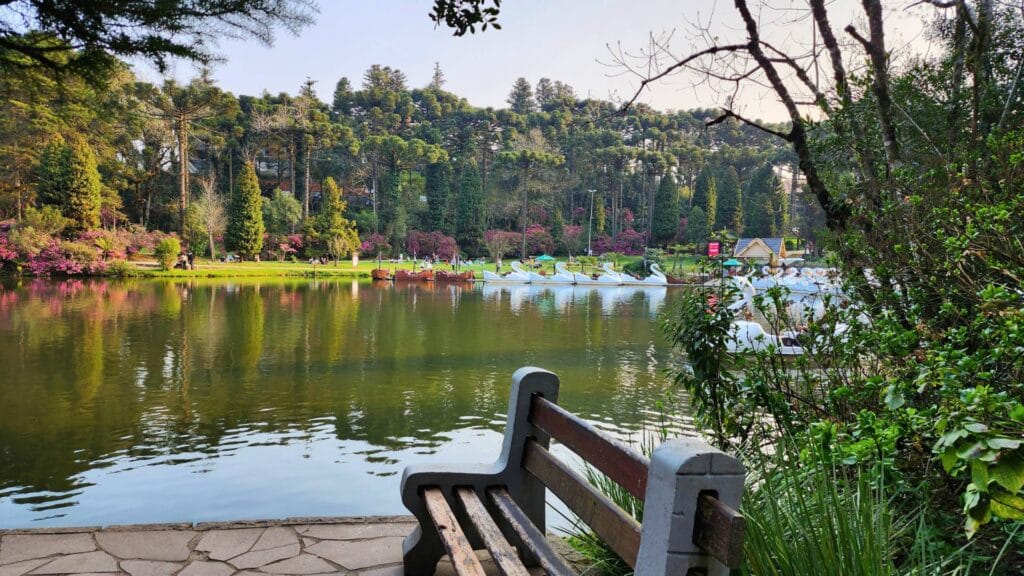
[360,233,391,257]
[406,230,457,259]
[105,259,139,277]
[524,224,554,255]
[153,237,181,270]
[26,240,105,275]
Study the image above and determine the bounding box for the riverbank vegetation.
[0,5,813,278]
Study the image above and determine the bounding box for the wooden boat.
[435,270,475,282]
[371,269,390,281]
[394,269,435,282]
[664,272,685,285]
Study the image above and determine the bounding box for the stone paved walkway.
[0,517,569,576]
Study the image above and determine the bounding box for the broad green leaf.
[991,451,1024,494]
[940,447,959,472]
[971,460,990,491]
[990,488,1024,520]
[985,437,1022,450]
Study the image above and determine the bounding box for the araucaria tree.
[227,161,264,259]
[35,136,102,231]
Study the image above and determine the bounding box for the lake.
[0,278,689,528]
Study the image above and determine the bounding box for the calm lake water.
[0,278,689,528]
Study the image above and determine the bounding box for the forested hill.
[0,60,815,257]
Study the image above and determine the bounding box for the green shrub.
[154,237,181,270]
[105,259,140,277]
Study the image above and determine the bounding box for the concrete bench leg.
[635,438,745,576]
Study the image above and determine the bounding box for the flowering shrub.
[406,230,457,260]
[622,208,635,230]
[525,225,554,255]
[591,234,613,255]
[77,229,128,260]
[360,233,391,256]
[27,240,106,275]
[561,224,584,255]
[613,229,646,255]
[483,230,521,259]
[0,232,17,265]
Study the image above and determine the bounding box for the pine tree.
[317,176,360,261]
[652,174,681,246]
[506,78,535,114]
[715,165,741,233]
[550,209,564,253]
[692,164,716,230]
[332,77,353,116]
[35,136,102,231]
[227,161,264,260]
[425,161,452,234]
[685,206,708,247]
[429,62,446,90]
[455,161,485,255]
[742,164,770,237]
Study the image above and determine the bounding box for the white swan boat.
[727,320,804,356]
[483,261,532,284]
[572,262,623,285]
[619,262,669,286]
[527,262,577,284]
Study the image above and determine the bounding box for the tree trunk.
[178,115,189,237]
[289,140,297,202]
[521,164,529,259]
[303,145,311,219]
[208,230,216,260]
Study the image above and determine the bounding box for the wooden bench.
[400,367,746,576]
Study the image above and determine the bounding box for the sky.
[138,1,940,122]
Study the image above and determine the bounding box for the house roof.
[735,237,785,256]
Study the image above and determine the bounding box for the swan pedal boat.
[482,261,532,284]
[527,262,577,284]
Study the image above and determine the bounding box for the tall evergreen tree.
[455,161,485,255]
[685,206,708,247]
[331,77,353,116]
[425,161,452,234]
[742,163,777,237]
[35,136,102,231]
[506,77,535,114]
[715,165,741,233]
[692,163,716,230]
[315,176,360,260]
[652,174,680,246]
[428,62,446,90]
[227,161,264,259]
[550,208,564,253]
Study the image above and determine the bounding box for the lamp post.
[587,188,596,256]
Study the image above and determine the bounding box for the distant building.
[733,237,787,262]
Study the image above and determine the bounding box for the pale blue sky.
[138,1,935,122]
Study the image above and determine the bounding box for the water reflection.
[0,278,688,527]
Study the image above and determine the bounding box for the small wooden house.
[733,237,787,262]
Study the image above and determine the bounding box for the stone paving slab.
[0,518,579,576]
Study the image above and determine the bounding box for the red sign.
[707,242,720,257]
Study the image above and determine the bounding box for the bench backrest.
[512,367,746,576]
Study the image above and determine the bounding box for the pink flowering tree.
[360,233,391,257]
[406,230,458,260]
[525,225,554,255]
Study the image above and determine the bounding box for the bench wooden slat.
[487,488,576,576]
[423,488,487,576]
[522,440,642,567]
[455,488,531,576]
[695,492,747,569]
[530,395,649,500]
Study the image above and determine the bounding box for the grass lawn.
[128,253,703,279]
